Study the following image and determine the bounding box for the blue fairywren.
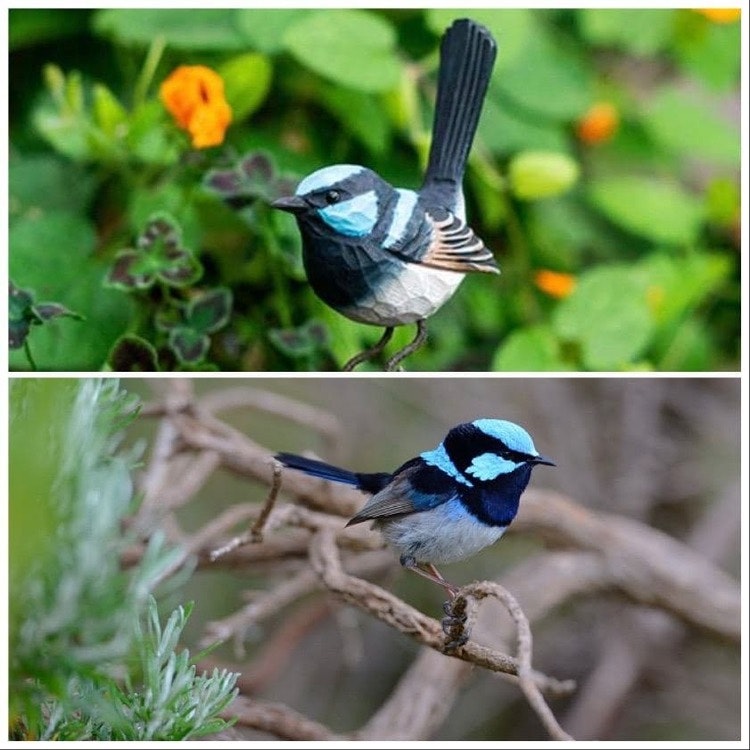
[272,19,499,371]
[276,419,553,597]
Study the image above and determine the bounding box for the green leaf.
[108,335,160,372]
[92,83,128,138]
[318,85,391,155]
[425,9,535,73]
[478,96,570,156]
[218,53,273,122]
[268,320,330,359]
[184,288,233,334]
[588,176,705,245]
[9,212,132,370]
[33,79,91,161]
[9,153,95,221]
[493,29,593,121]
[106,250,157,291]
[168,327,209,364]
[705,178,740,227]
[8,282,35,350]
[673,13,741,91]
[236,8,312,53]
[9,8,90,49]
[492,326,574,371]
[110,213,203,291]
[93,9,246,50]
[578,9,676,56]
[636,251,731,329]
[127,101,180,167]
[641,88,740,167]
[283,10,400,93]
[553,265,654,370]
[508,151,580,201]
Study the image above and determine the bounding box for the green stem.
[23,339,38,371]
[134,35,167,109]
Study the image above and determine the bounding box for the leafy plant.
[8,8,740,370]
[8,379,238,740]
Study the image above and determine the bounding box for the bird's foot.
[385,319,428,371]
[343,327,394,372]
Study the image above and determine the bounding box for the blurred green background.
[8,8,741,371]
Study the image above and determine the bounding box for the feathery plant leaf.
[9,379,237,740]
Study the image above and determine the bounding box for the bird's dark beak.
[531,454,556,467]
[271,195,307,214]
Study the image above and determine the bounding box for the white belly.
[376,498,507,564]
[342,263,464,326]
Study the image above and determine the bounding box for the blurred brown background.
[126,377,740,740]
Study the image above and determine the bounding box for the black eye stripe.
[443,423,533,472]
[325,190,340,205]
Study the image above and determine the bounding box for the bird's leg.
[400,556,469,649]
[385,319,428,372]
[400,555,459,598]
[342,327,394,372]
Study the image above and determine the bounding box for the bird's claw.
[441,597,470,650]
[442,600,467,620]
[444,633,470,651]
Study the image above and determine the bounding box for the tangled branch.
[125,380,739,741]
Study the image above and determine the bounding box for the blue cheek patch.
[318,190,378,237]
[466,452,521,481]
[383,189,419,249]
[421,443,474,487]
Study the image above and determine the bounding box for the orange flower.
[534,269,577,299]
[576,102,619,145]
[160,65,232,149]
[694,8,741,23]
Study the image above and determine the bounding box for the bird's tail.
[422,19,497,207]
[275,453,360,485]
[275,453,392,494]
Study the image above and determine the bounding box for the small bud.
[509,151,580,201]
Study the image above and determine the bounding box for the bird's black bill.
[271,195,307,214]
[531,454,556,467]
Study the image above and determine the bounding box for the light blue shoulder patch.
[421,442,474,487]
[318,190,378,237]
[472,419,537,456]
[296,165,365,196]
[466,452,521,481]
[383,189,419,249]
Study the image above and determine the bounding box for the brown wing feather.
[420,213,500,274]
[346,472,418,526]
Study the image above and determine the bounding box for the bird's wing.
[420,211,500,274]
[346,461,456,526]
[386,209,499,275]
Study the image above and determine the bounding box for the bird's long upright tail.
[421,19,497,208]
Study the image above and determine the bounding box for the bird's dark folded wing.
[346,462,457,526]
[420,211,500,274]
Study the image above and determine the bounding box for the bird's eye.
[325,190,341,205]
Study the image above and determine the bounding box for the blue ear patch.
[472,419,537,456]
[383,189,419,249]
[318,190,379,237]
[466,452,521,481]
[296,164,364,196]
[421,443,474,487]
